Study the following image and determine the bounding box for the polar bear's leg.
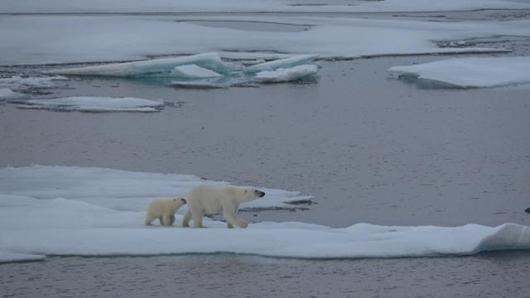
[162,214,173,226]
[193,212,206,228]
[182,210,192,227]
[227,222,234,229]
[144,214,155,226]
[222,208,248,229]
[170,215,176,226]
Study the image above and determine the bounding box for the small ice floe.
[255,64,319,83]
[17,96,164,113]
[47,53,234,77]
[171,64,223,79]
[0,88,24,100]
[389,57,530,88]
[46,52,321,88]
[0,75,68,90]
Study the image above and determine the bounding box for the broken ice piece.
[254,64,319,83]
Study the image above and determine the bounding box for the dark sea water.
[1,9,530,298]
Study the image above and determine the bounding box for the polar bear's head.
[172,197,187,208]
[238,187,266,202]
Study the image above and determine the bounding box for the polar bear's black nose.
[255,190,265,197]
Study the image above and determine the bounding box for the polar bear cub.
[182,185,265,228]
[145,197,187,226]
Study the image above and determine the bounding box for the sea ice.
[17,96,164,113]
[171,64,223,79]
[388,57,530,88]
[246,55,318,72]
[0,165,529,263]
[1,0,529,13]
[0,88,23,99]
[0,76,68,90]
[47,53,233,77]
[255,64,319,83]
[2,15,525,65]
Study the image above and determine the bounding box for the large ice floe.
[48,53,320,88]
[16,96,165,113]
[1,165,529,263]
[388,57,530,88]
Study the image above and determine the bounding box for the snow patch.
[389,57,530,88]
[17,97,164,113]
[255,64,319,83]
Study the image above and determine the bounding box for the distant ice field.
[1,0,529,13]
[1,15,529,65]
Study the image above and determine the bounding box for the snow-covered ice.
[0,88,23,99]
[171,64,223,79]
[389,57,530,88]
[17,97,165,113]
[1,15,525,65]
[0,166,529,263]
[255,64,319,83]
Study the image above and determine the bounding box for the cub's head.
[172,197,187,208]
[240,187,266,202]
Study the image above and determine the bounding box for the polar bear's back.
[187,185,238,214]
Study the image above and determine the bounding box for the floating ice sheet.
[0,165,529,263]
[255,64,319,83]
[17,96,164,113]
[389,57,530,88]
[0,195,529,262]
[47,53,233,77]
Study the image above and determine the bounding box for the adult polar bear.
[183,185,265,228]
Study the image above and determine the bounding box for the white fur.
[182,185,265,229]
[145,198,186,226]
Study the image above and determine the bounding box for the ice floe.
[0,165,529,263]
[47,53,233,77]
[255,64,319,83]
[17,96,164,113]
[171,64,223,79]
[48,52,320,87]
[389,57,530,88]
